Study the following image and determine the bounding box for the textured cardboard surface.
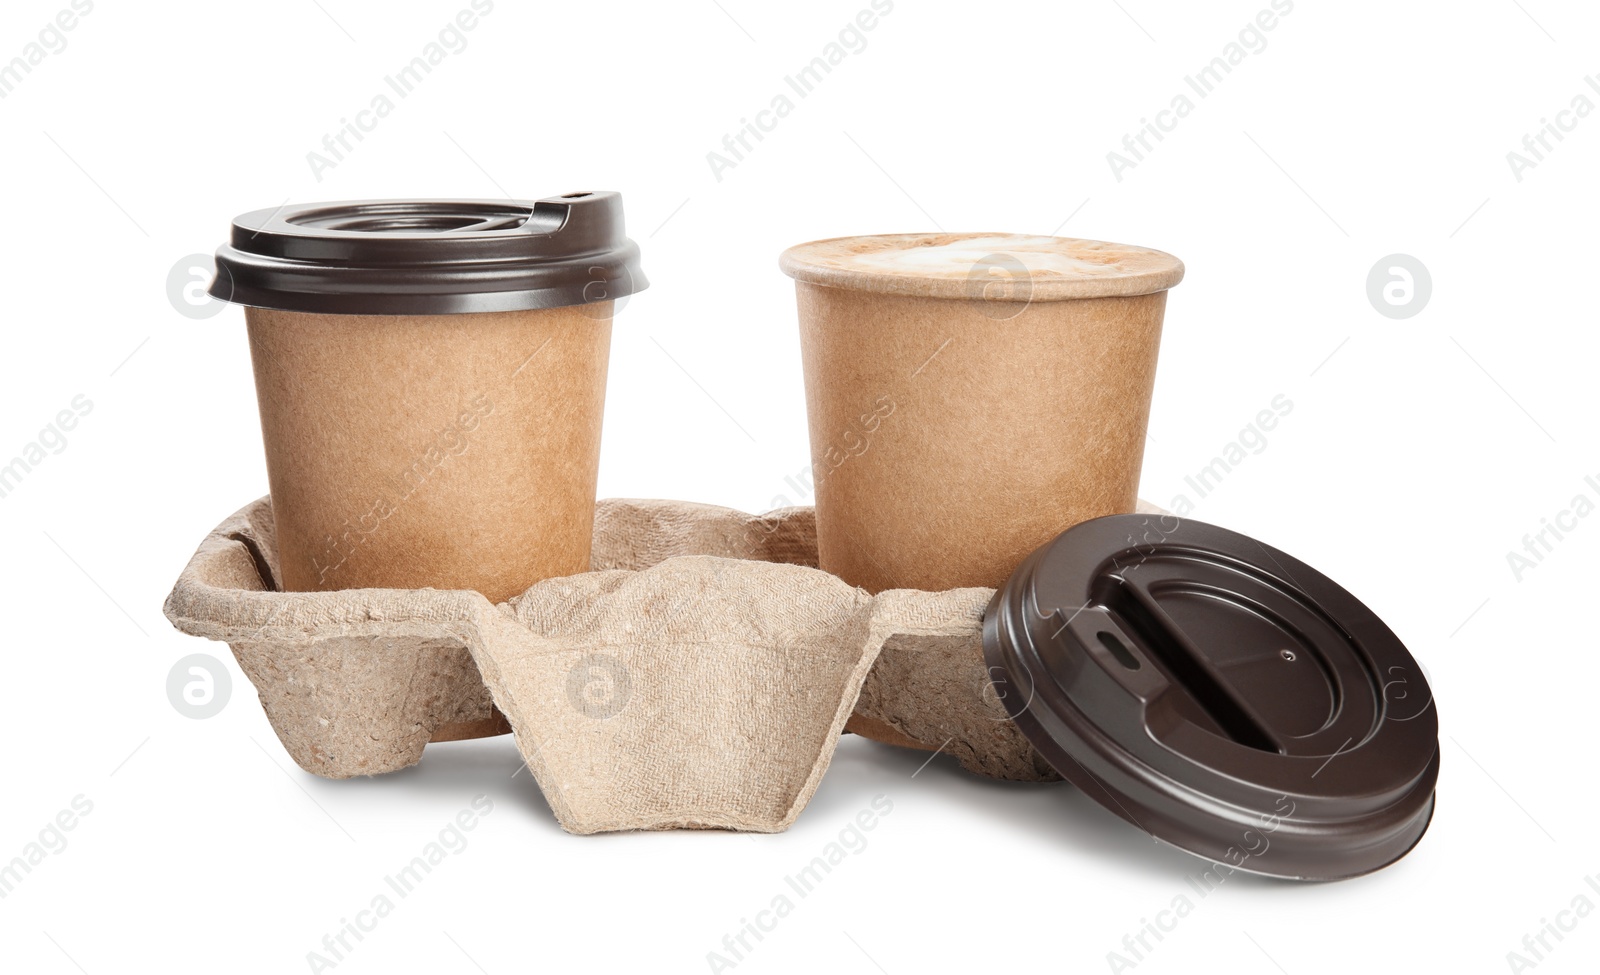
[792,282,1169,593]
[164,498,986,831]
[174,497,1173,825]
[245,303,612,602]
[162,498,508,776]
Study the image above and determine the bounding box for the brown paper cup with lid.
[210,194,646,603]
[780,233,1182,594]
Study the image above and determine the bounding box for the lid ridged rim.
[209,192,646,316]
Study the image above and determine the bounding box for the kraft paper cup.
[244,304,611,601]
[780,233,1183,594]
[211,193,646,603]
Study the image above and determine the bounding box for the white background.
[1,0,1596,972]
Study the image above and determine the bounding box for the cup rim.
[779,232,1184,302]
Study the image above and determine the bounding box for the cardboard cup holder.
[165,496,1169,832]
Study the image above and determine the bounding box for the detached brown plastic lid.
[209,191,646,316]
[984,514,1438,881]
[778,233,1184,300]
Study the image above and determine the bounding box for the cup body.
[794,282,1169,593]
[245,304,612,602]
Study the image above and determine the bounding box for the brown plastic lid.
[983,513,1438,881]
[778,233,1184,301]
[209,191,646,316]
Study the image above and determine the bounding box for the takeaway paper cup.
[780,233,1182,593]
[210,194,646,603]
